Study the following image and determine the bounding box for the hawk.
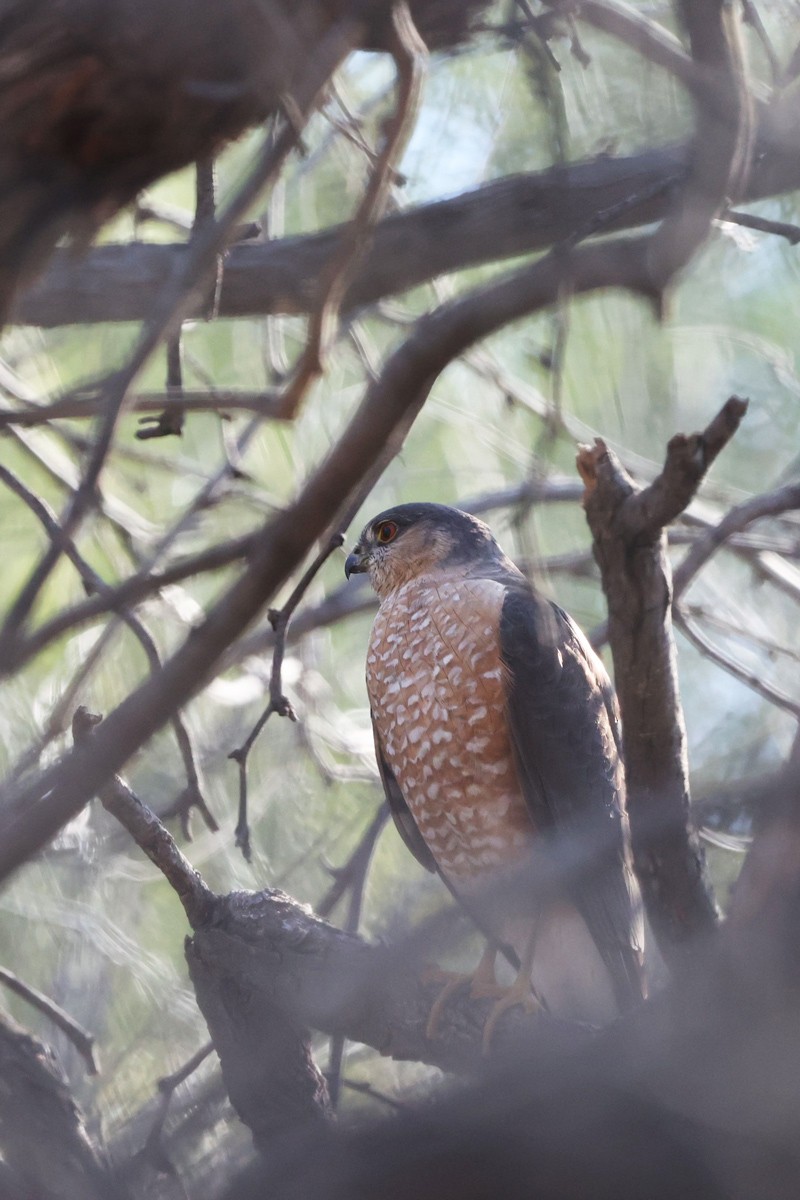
[345,502,645,1039]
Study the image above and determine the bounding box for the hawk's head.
[345,502,508,599]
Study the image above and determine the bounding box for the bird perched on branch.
[345,502,644,1043]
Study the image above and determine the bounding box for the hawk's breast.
[367,575,535,888]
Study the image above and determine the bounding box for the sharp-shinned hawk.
[345,502,645,1039]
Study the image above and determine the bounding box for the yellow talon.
[480,973,542,1054]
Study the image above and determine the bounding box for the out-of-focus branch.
[542,0,701,94]
[137,1041,214,1180]
[317,803,390,1108]
[0,0,485,321]
[0,389,285,428]
[577,396,748,961]
[71,707,215,929]
[721,207,800,243]
[646,0,754,298]
[0,967,97,1076]
[317,804,390,919]
[0,1013,115,1200]
[16,100,800,332]
[0,463,217,834]
[674,606,800,718]
[276,0,427,418]
[672,481,800,600]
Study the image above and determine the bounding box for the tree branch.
[576,396,748,961]
[0,1013,115,1200]
[0,967,98,1076]
[13,97,800,332]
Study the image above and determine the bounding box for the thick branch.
[576,396,748,960]
[12,101,800,331]
[186,888,583,1079]
[0,1013,115,1200]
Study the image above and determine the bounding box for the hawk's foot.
[481,972,543,1054]
[421,945,503,1041]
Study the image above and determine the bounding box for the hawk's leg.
[422,943,507,1041]
[481,921,543,1052]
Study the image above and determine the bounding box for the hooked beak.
[345,548,368,580]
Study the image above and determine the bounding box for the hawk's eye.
[375,520,398,544]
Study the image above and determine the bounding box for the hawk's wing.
[499,584,644,1011]
[372,717,437,873]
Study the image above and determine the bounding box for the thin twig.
[139,1041,214,1182]
[229,532,346,859]
[0,464,218,836]
[542,0,702,95]
[317,805,389,919]
[339,1077,406,1111]
[319,804,389,1108]
[0,389,286,428]
[674,605,800,718]
[673,481,800,601]
[136,335,186,440]
[720,208,800,244]
[72,707,215,929]
[276,1,427,419]
[0,966,98,1075]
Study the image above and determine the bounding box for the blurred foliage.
[1,0,800,1183]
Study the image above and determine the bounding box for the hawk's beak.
[345,549,367,580]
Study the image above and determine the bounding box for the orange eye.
[375,520,398,544]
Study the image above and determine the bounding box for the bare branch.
[137,1041,214,1181]
[276,0,427,418]
[0,1013,115,1200]
[622,395,749,537]
[673,480,800,600]
[317,804,390,920]
[229,532,345,860]
[317,804,390,1108]
[543,0,702,94]
[646,0,755,298]
[0,967,98,1076]
[674,605,800,718]
[720,206,800,244]
[71,707,215,929]
[0,389,285,428]
[576,396,749,961]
